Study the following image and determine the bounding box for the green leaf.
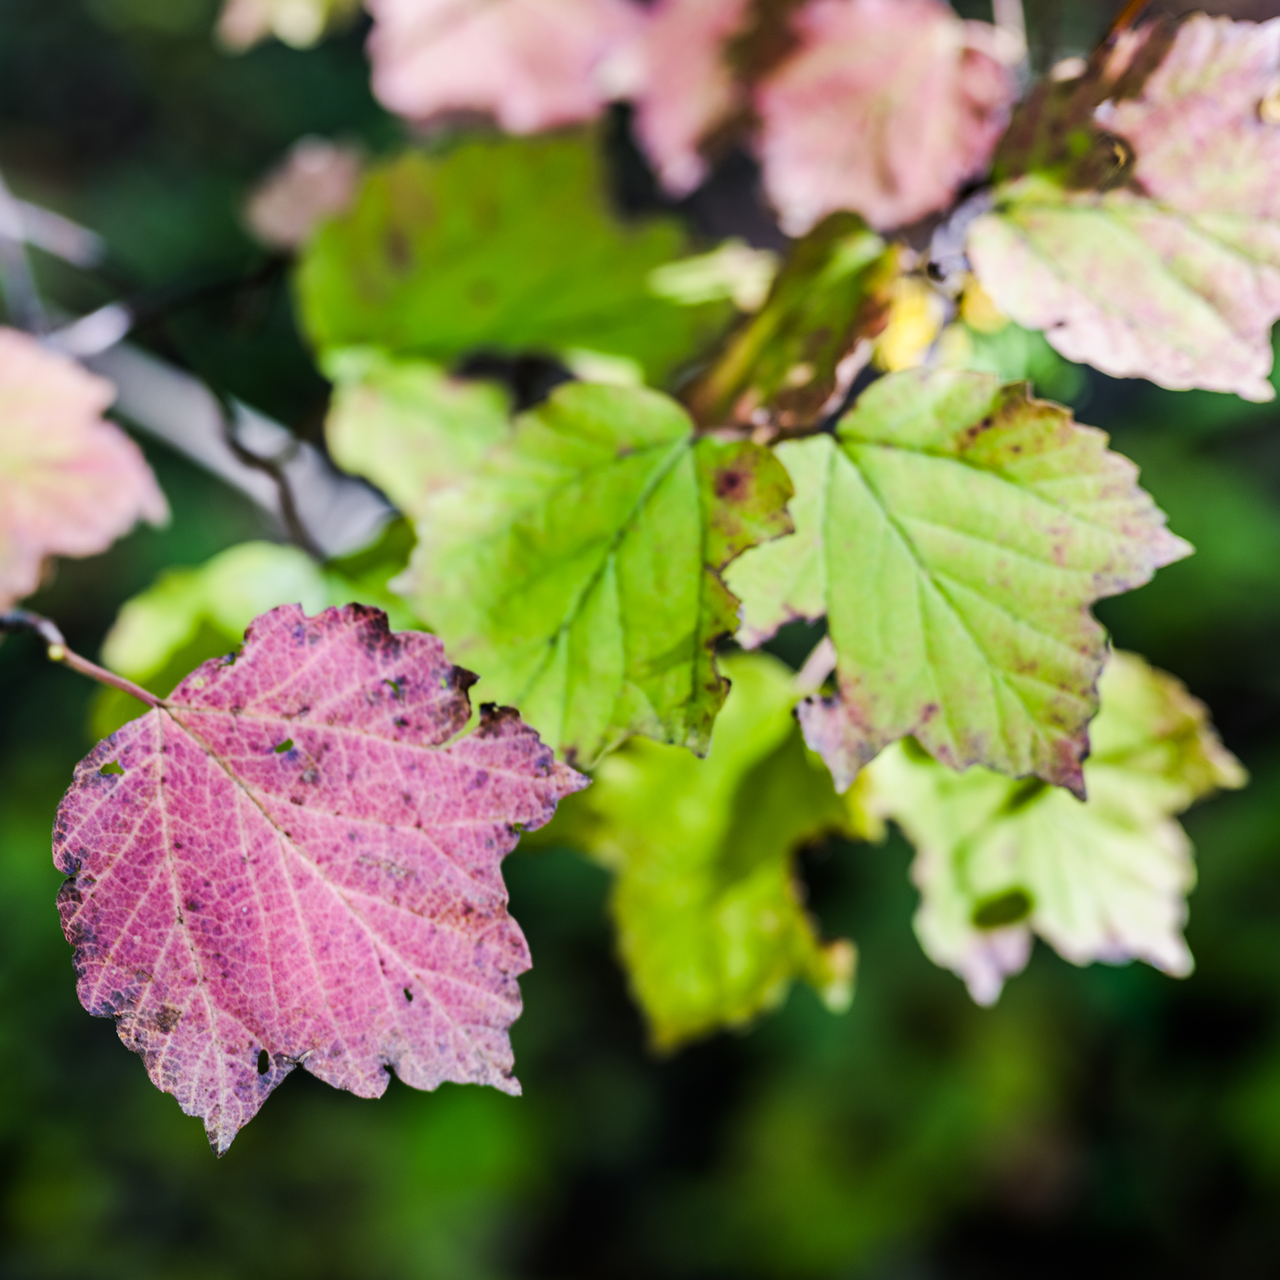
[686,213,898,430]
[863,651,1247,1004]
[544,651,859,1049]
[394,381,793,767]
[296,133,729,384]
[969,15,1280,401]
[323,348,512,515]
[725,369,1191,795]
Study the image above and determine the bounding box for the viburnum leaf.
[296,134,729,384]
[323,349,512,515]
[862,651,1246,1004]
[366,0,641,133]
[0,328,167,612]
[541,652,858,1048]
[394,381,793,767]
[725,369,1191,795]
[755,0,1016,235]
[90,541,330,741]
[685,212,899,431]
[55,603,585,1153]
[967,15,1280,402]
[629,0,753,197]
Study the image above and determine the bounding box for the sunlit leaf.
[323,348,512,514]
[969,15,1280,402]
[755,0,1016,234]
[0,328,167,612]
[367,0,641,133]
[725,369,1190,794]
[297,134,729,384]
[863,651,1246,1004]
[57,603,586,1152]
[544,651,858,1048]
[395,381,793,767]
[686,213,898,430]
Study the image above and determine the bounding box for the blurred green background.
[3,1,1280,1275]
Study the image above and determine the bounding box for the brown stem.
[0,609,164,709]
[1108,0,1148,38]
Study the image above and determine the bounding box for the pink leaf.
[367,0,643,133]
[755,0,1016,234]
[0,328,167,611]
[631,0,754,196]
[53,604,586,1153]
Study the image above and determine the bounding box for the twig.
[0,610,164,709]
[1108,0,1149,38]
[0,170,47,332]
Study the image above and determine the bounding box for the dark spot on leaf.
[257,1049,270,1075]
[403,987,413,1002]
[972,887,1034,930]
[714,467,748,500]
[154,1004,181,1033]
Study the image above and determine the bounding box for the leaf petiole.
[0,609,165,710]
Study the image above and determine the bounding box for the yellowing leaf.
[395,381,793,767]
[0,328,167,612]
[863,652,1247,1004]
[755,0,1016,234]
[546,652,858,1048]
[725,369,1190,795]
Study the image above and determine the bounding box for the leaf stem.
[0,609,164,709]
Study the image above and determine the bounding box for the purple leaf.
[53,603,586,1153]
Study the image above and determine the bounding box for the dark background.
[2,1,1280,1275]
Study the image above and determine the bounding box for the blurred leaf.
[395,381,792,767]
[686,213,897,430]
[217,0,362,50]
[543,651,860,1049]
[296,133,730,384]
[971,15,1280,401]
[324,348,512,515]
[725,369,1191,795]
[864,651,1247,1004]
[0,328,167,613]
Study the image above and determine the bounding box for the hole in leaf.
[257,1049,270,1075]
[274,739,294,754]
[99,761,124,776]
[403,987,413,1003]
[972,888,1033,930]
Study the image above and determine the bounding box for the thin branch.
[0,170,47,332]
[1108,0,1149,39]
[0,610,164,709]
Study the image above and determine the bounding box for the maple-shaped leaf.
[297,134,729,385]
[323,349,512,515]
[366,0,641,133]
[54,603,585,1153]
[863,651,1246,1004]
[755,0,1016,234]
[685,212,899,431]
[967,15,1280,402]
[629,0,753,197]
[395,381,793,768]
[541,652,858,1048]
[725,369,1190,795]
[0,327,167,612]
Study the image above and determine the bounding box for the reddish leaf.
[367,0,642,133]
[755,0,1016,234]
[53,604,585,1153]
[0,328,167,611]
[631,0,754,196]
